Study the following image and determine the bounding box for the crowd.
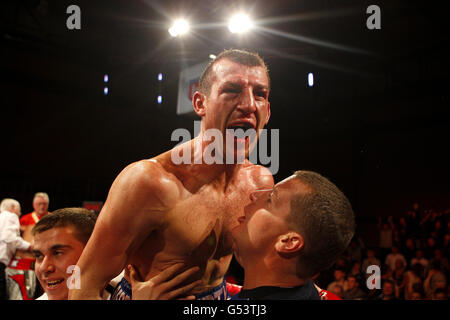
[315,203,449,300]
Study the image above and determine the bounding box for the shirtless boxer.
[69,49,274,300]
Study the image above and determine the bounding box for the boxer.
[70,49,274,300]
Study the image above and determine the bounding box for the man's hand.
[128,263,202,300]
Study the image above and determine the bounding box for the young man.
[230,170,355,299]
[0,199,32,300]
[32,208,98,300]
[70,49,274,300]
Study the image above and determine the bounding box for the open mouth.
[46,279,64,289]
[227,122,254,131]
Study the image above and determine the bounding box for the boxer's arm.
[69,161,177,300]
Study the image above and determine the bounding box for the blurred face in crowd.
[406,238,414,249]
[347,276,358,290]
[330,285,343,298]
[334,270,345,281]
[33,196,49,217]
[10,204,22,217]
[383,282,394,296]
[33,226,85,300]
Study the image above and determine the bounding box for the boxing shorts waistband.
[110,277,231,300]
[195,278,230,300]
[110,277,132,300]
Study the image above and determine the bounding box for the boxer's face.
[200,59,270,160]
[33,226,85,300]
[232,176,300,264]
[33,196,49,216]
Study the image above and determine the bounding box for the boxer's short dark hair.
[289,171,355,278]
[198,49,270,96]
[32,208,97,245]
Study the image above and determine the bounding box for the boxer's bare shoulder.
[111,159,182,212]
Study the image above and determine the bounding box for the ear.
[264,102,271,125]
[275,232,304,255]
[192,91,206,117]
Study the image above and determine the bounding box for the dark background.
[1,0,449,246]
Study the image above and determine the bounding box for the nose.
[237,88,257,115]
[38,256,55,275]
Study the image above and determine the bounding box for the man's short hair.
[32,208,96,245]
[198,49,270,96]
[0,198,20,212]
[34,192,49,203]
[289,170,355,278]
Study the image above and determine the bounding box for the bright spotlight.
[308,73,314,87]
[157,95,163,104]
[158,73,163,81]
[228,14,253,33]
[104,74,109,83]
[168,19,190,37]
[104,87,109,95]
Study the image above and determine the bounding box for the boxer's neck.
[165,137,244,193]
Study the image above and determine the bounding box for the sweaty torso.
[125,155,273,293]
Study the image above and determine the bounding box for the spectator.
[423,237,437,260]
[393,259,406,298]
[327,269,348,293]
[410,249,429,270]
[385,245,407,272]
[402,238,416,265]
[20,192,51,233]
[362,248,381,278]
[342,275,367,300]
[429,249,449,273]
[348,260,364,286]
[346,237,364,263]
[403,263,423,300]
[0,199,32,300]
[424,262,447,299]
[375,280,398,300]
[378,217,394,260]
[409,290,423,300]
[328,284,344,299]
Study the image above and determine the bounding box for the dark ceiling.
[1,0,449,223]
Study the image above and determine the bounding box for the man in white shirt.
[385,245,407,272]
[0,198,32,300]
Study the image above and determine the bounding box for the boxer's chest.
[166,180,251,260]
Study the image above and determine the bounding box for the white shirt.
[0,210,31,265]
